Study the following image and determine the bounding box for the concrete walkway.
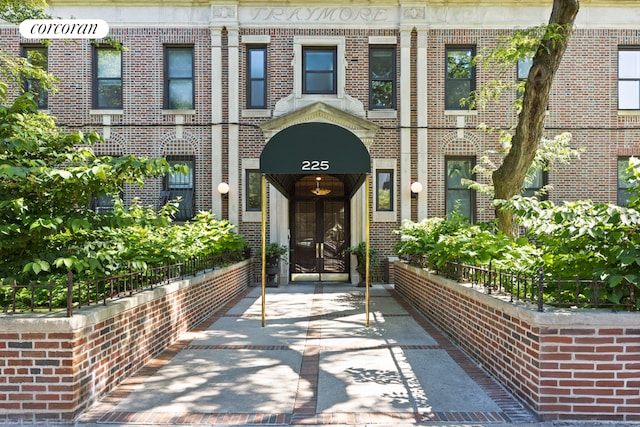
[77,284,539,426]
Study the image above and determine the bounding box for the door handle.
[315,243,324,258]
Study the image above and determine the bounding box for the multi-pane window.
[22,45,48,109]
[445,157,475,222]
[618,157,634,206]
[376,169,393,211]
[445,46,475,110]
[246,169,262,211]
[93,48,122,109]
[619,48,640,110]
[163,157,195,221]
[247,46,267,109]
[165,46,194,109]
[523,168,547,200]
[370,46,395,109]
[303,46,337,94]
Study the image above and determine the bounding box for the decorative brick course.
[392,261,640,422]
[0,261,250,422]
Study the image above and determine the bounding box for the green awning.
[259,122,370,198]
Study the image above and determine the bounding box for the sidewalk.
[72,284,539,426]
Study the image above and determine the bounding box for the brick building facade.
[1,0,638,284]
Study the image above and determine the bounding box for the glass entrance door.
[291,176,349,282]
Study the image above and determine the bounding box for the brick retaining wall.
[0,260,250,422]
[392,261,640,422]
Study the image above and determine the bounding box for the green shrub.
[395,189,640,309]
[394,214,541,274]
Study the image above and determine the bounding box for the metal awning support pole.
[365,176,370,328]
[261,175,267,327]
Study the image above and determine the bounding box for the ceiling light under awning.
[311,176,332,196]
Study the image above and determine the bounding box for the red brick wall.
[0,260,250,422]
[392,261,640,422]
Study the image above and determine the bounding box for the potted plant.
[259,242,288,286]
[346,242,379,287]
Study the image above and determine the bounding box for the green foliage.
[468,23,573,111]
[467,130,582,199]
[259,242,288,258]
[0,0,55,103]
[0,52,58,104]
[0,1,125,106]
[393,215,463,265]
[0,0,49,24]
[503,196,640,303]
[626,157,640,210]
[395,157,640,309]
[2,210,248,310]
[394,212,541,274]
[0,0,241,311]
[1,92,246,290]
[346,242,379,269]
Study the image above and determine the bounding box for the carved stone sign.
[239,7,400,25]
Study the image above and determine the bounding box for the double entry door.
[291,199,349,282]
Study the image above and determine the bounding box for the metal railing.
[1,251,246,317]
[413,258,637,312]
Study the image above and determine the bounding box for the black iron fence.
[403,256,637,312]
[1,251,246,317]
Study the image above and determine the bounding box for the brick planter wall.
[392,261,640,422]
[0,260,250,422]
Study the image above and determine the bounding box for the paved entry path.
[78,284,538,426]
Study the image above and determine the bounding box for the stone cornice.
[260,102,379,143]
[43,1,638,30]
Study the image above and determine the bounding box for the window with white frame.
[376,169,394,211]
[373,159,397,222]
[303,46,337,95]
[242,159,262,222]
[247,46,267,109]
[619,48,640,110]
[292,36,345,100]
[245,169,262,211]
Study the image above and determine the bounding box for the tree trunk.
[492,0,580,236]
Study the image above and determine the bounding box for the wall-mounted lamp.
[217,182,230,200]
[410,181,423,199]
